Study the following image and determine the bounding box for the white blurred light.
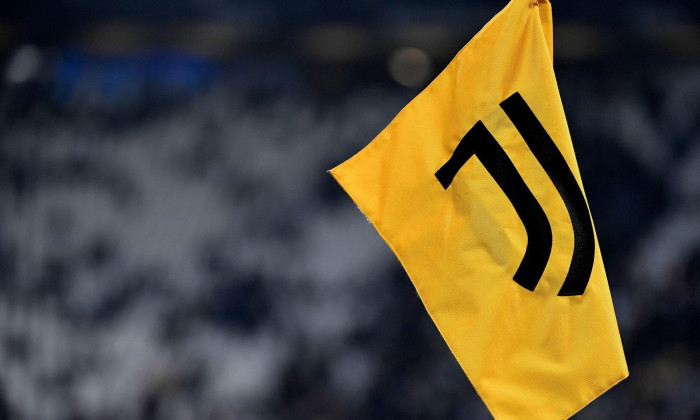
[5,44,43,84]
[387,46,433,88]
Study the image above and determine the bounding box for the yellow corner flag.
[330,0,628,418]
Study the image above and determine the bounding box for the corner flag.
[329,0,628,418]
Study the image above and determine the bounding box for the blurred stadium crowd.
[0,0,699,419]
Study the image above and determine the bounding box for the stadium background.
[0,0,698,418]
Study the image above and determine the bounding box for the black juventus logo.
[435,92,594,296]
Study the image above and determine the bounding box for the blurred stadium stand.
[0,1,698,419]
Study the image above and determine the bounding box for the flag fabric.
[329,0,628,418]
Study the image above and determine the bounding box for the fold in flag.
[330,0,628,418]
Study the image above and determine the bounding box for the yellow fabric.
[329,0,628,418]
